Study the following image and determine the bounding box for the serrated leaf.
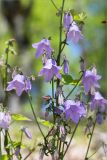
[12,114,31,121]
[37,118,53,128]
[61,74,79,85]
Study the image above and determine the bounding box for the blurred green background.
[0,0,107,159]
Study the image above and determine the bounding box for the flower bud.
[58,94,64,105]
[22,127,32,139]
[63,59,69,74]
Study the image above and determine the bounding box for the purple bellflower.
[0,112,11,129]
[63,58,69,74]
[90,91,107,112]
[38,59,62,82]
[32,39,53,58]
[64,100,86,123]
[67,22,83,43]
[82,67,101,94]
[7,74,31,96]
[63,12,73,29]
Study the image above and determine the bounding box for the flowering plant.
[0,1,107,160]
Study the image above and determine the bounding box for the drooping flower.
[63,12,73,29]
[63,58,69,74]
[90,91,107,112]
[38,59,61,82]
[22,127,32,139]
[32,39,53,58]
[0,112,11,129]
[82,67,101,94]
[64,100,86,123]
[96,112,103,125]
[6,74,31,96]
[67,22,83,43]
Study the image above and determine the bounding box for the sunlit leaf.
[61,74,79,85]
[12,114,31,121]
[37,118,53,128]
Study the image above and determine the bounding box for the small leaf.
[37,118,53,128]
[61,74,79,85]
[12,114,31,121]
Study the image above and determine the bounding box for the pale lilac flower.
[6,74,31,96]
[90,92,107,112]
[38,59,61,82]
[0,112,11,129]
[32,39,53,58]
[63,12,73,29]
[64,100,86,123]
[82,67,101,94]
[22,127,32,139]
[63,58,69,74]
[67,22,83,43]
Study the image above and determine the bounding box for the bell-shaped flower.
[0,112,11,129]
[67,22,83,43]
[63,12,73,29]
[6,74,31,96]
[90,91,107,112]
[38,59,61,82]
[82,67,101,94]
[64,100,86,123]
[32,39,53,58]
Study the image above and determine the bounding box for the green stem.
[65,74,83,100]
[57,0,65,66]
[63,121,80,158]
[50,0,59,11]
[23,149,34,160]
[84,119,96,160]
[27,93,45,139]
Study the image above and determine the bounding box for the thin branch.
[65,73,83,100]
[50,0,59,11]
[84,119,96,160]
[63,120,80,158]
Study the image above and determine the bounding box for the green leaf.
[61,74,79,85]
[12,114,31,121]
[37,118,53,128]
[1,155,8,160]
[74,12,87,21]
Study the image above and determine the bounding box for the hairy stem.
[27,93,45,139]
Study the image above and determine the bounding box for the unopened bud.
[58,94,64,105]
[21,127,32,139]
[63,58,69,74]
